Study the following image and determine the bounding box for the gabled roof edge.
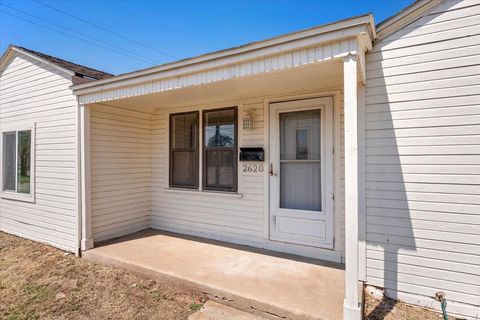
[0,45,113,81]
[0,45,74,78]
[376,0,444,40]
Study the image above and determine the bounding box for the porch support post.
[80,103,93,251]
[343,54,361,320]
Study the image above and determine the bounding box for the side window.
[203,107,237,192]
[2,128,33,196]
[3,132,16,192]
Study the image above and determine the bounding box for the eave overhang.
[73,14,375,104]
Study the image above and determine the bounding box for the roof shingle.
[13,45,113,82]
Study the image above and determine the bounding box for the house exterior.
[0,0,479,319]
[0,46,112,252]
[365,1,480,319]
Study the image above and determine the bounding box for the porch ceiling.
[91,59,344,111]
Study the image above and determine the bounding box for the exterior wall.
[365,1,480,318]
[90,104,151,242]
[0,54,79,252]
[151,102,266,248]
[149,87,346,261]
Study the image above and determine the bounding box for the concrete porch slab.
[83,229,345,320]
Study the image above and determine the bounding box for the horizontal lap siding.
[365,1,480,318]
[150,103,265,247]
[90,105,151,242]
[0,55,78,252]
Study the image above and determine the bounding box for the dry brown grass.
[0,232,205,320]
[364,289,453,320]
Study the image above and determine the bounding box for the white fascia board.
[376,0,442,40]
[73,14,374,96]
[0,46,74,78]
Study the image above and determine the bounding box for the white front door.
[269,97,334,248]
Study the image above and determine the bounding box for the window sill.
[164,188,243,199]
[1,191,35,203]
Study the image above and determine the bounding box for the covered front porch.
[85,229,346,320]
[74,15,374,320]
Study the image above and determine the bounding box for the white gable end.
[0,52,80,253]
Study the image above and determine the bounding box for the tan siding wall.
[90,105,151,242]
[0,54,79,252]
[365,1,480,318]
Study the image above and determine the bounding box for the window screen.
[17,130,31,194]
[203,108,237,192]
[170,112,199,188]
[280,109,321,211]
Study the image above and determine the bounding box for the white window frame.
[0,122,36,203]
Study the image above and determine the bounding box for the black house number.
[242,164,264,173]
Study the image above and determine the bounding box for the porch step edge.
[188,301,269,320]
[83,250,331,320]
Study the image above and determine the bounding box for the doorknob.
[269,163,277,177]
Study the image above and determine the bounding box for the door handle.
[269,163,277,176]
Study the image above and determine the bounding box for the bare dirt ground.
[0,232,205,320]
[364,290,453,320]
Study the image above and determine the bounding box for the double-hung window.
[2,124,35,202]
[170,112,199,189]
[169,107,237,192]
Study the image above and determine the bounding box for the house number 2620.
[242,164,264,174]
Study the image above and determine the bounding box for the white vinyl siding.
[365,1,480,318]
[151,103,265,247]
[90,104,151,242]
[0,54,79,252]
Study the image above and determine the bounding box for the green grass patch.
[23,283,54,302]
[151,291,164,302]
[189,302,204,311]
[5,307,38,320]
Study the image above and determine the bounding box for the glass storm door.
[269,97,334,248]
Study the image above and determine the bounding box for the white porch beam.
[357,48,366,85]
[356,34,371,86]
[343,54,361,320]
[80,104,93,251]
